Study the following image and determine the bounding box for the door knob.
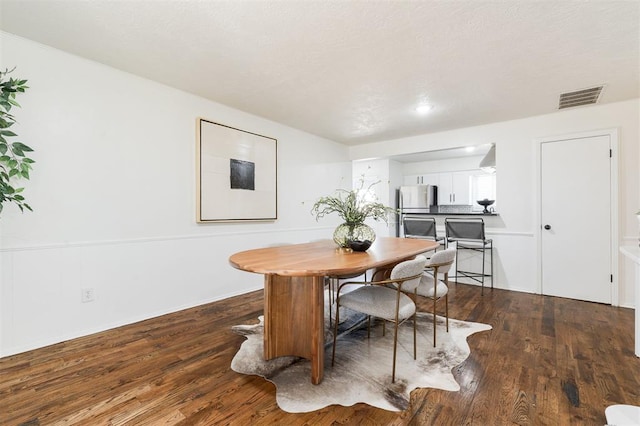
[544,224,551,230]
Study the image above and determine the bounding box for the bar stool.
[444,218,493,295]
[402,216,446,251]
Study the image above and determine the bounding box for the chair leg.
[490,241,494,290]
[392,320,399,383]
[413,312,417,360]
[333,278,337,303]
[367,315,371,339]
[433,295,437,347]
[454,242,459,283]
[328,278,333,327]
[332,293,340,367]
[445,293,449,332]
[481,243,485,296]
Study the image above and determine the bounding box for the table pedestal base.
[263,275,325,384]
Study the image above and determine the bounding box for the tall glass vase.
[333,222,376,249]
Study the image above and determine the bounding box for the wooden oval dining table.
[228,236,438,384]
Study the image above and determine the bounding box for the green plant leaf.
[311,177,394,225]
[12,142,33,152]
[0,67,33,215]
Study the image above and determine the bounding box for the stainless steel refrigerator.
[399,185,438,214]
[396,185,438,236]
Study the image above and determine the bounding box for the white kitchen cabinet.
[403,171,473,205]
[438,171,472,205]
[403,174,421,185]
[420,173,439,186]
[403,173,439,186]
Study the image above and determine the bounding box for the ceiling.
[389,144,492,164]
[1,1,638,146]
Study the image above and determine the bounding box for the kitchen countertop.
[401,211,499,216]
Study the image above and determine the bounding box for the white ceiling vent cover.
[558,86,604,109]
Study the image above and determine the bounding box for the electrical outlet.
[81,287,95,303]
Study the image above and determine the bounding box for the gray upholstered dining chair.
[326,271,366,326]
[331,255,427,383]
[410,248,456,347]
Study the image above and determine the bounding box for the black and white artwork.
[229,159,255,190]
[197,119,277,222]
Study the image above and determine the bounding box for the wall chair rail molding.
[196,118,277,222]
[0,226,336,252]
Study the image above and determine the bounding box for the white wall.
[0,33,351,356]
[352,159,401,238]
[350,99,640,307]
[2,33,637,356]
[402,155,486,175]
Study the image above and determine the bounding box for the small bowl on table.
[348,240,373,252]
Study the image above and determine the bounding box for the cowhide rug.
[231,306,491,413]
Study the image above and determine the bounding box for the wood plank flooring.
[1,283,638,425]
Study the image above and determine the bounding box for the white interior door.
[540,135,612,303]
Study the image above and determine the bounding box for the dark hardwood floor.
[1,283,638,425]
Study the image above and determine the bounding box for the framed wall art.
[197,118,277,222]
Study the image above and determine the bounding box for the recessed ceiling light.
[465,146,476,153]
[416,104,432,114]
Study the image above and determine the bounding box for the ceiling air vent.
[558,86,604,109]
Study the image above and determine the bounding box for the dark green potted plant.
[0,67,33,214]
